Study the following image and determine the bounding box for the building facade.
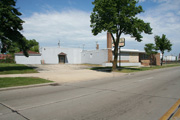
[15,33,160,66]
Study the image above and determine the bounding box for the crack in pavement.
[0,103,30,120]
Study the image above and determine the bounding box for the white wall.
[15,55,41,64]
[81,49,108,64]
[164,56,176,61]
[41,47,82,64]
[113,52,130,61]
[102,62,141,67]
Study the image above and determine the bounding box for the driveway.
[0,64,125,83]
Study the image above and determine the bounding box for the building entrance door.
[59,55,65,63]
[58,52,66,64]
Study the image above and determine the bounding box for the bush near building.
[0,54,15,63]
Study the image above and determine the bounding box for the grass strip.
[91,64,180,73]
[0,63,38,74]
[0,77,53,88]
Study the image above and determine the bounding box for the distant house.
[0,54,14,63]
[0,54,12,60]
[15,33,160,66]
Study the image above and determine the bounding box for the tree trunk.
[161,53,163,66]
[112,47,118,70]
[112,34,119,71]
[111,32,121,71]
[150,55,152,67]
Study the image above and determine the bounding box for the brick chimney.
[96,44,99,50]
[107,32,112,62]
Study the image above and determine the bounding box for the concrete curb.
[0,82,59,91]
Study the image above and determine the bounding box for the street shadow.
[90,67,112,73]
[91,66,142,73]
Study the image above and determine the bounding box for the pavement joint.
[17,90,104,111]
[0,103,30,120]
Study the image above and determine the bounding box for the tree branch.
[111,33,115,44]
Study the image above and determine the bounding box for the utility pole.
[83,44,85,51]
[119,38,125,68]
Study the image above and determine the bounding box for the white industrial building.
[81,49,109,65]
[41,47,82,64]
[15,33,159,66]
[164,55,177,61]
[15,47,145,66]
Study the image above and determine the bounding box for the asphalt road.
[0,66,180,120]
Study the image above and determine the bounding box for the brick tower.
[107,32,112,62]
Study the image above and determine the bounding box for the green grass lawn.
[0,63,38,74]
[91,63,180,73]
[0,77,53,88]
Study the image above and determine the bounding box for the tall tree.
[154,34,172,66]
[0,0,29,56]
[90,0,152,70]
[144,43,157,66]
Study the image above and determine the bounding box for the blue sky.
[16,0,180,56]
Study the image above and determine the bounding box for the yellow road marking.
[159,99,180,120]
[173,107,180,119]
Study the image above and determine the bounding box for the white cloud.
[138,0,146,2]
[138,0,169,3]
[22,0,180,55]
[136,0,180,55]
[144,1,179,38]
[22,9,106,49]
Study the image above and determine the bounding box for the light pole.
[119,38,125,68]
[119,46,121,68]
[83,44,85,51]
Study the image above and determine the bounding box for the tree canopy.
[0,0,29,56]
[1,38,39,54]
[27,39,39,53]
[154,34,172,66]
[90,0,152,70]
[144,43,157,66]
[144,43,157,56]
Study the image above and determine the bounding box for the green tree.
[6,42,20,54]
[2,38,39,54]
[27,39,39,53]
[90,0,152,70]
[144,43,157,66]
[154,34,172,66]
[0,0,29,56]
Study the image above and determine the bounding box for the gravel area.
[0,64,126,84]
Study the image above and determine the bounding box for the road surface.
[0,66,180,120]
